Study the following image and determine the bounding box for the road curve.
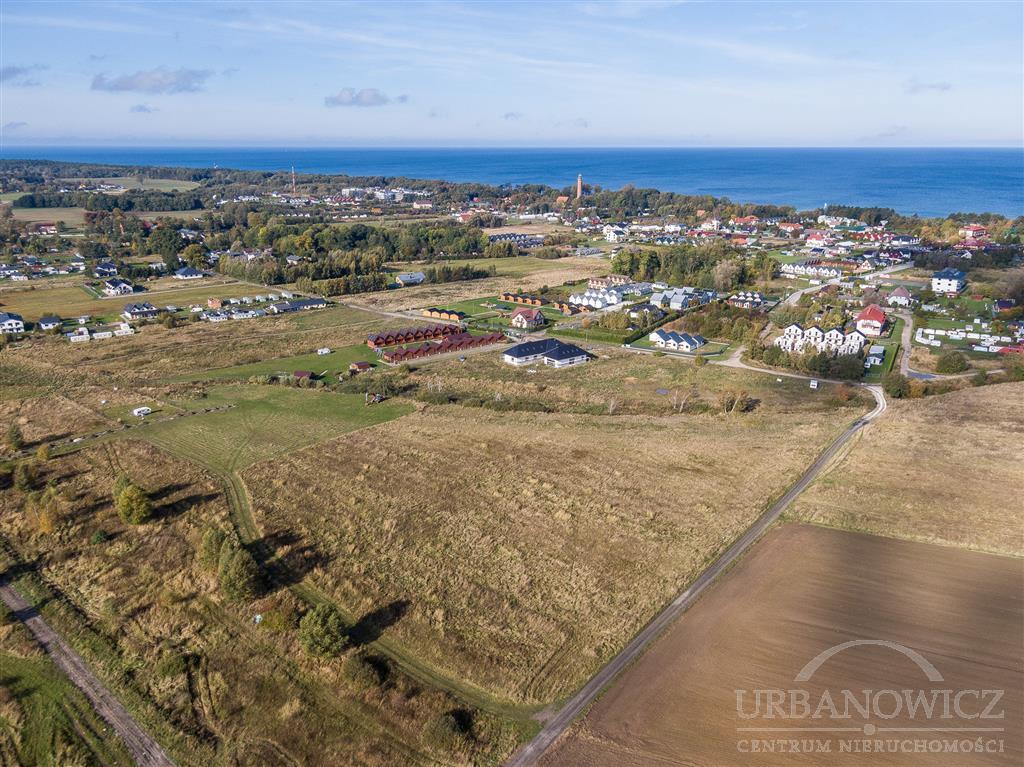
[0,580,176,767]
[505,386,886,767]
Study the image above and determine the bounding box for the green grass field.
[438,295,568,324]
[9,207,88,228]
[176,343,380,383]
[135,384,413,472]
[0,280,262,321]
[630,338,732,356]
[58,176,200,192]
[0,606,134,767]
[0,650,135,766]
[399,256,583,279]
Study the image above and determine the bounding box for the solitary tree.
[218,547,262,602]
[7,423,24,452]
[116,484,152,524]
[199,527,228,570]
[12,461,37,493]
[299,604,349,657]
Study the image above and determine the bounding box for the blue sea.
[1,146,1021,218]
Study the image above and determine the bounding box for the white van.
[132,406,152,417]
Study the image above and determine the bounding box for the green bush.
[935,350,968,374]
[199,527,228,570]
[344,653,389,690]
[218,547,262,602]
[12,461,37,493]
[89,529,110,545]
[882,371,910,399]
[298,604,349,657]
[423,709,474,750]
[112,473,132,498]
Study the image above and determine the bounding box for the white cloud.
[324,88,407,107]
[91,67,213,94]
[904,78,952,94]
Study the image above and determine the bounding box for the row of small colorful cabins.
[366,323,507,363]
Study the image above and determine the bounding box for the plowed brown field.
[541,524,1023,766]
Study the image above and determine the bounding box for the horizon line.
[1,144,1022,151]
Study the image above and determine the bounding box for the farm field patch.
[58,176,200,192]
[0,439,489,766]
[793,382,1024,556]
[0,280,258,322]
[540,524,1023,766]
[137,384,413,472]
[10,304,384,383]
[242,398,862,704]
[9,207,88,228]
[178,343,380,384]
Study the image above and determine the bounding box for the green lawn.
[549,325,632,344]
[57,176,200,192]
[439,295,567,324]
[0,280,262,322]
[135,384,413,472]
[174,343,380,384]
[0,644,134,766]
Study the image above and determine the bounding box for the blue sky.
[1,0,1021,147]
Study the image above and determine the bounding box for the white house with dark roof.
[648,329,707,352]
[103,278,134,296]
[0,311,25,334]
[775,323,867,355]
[932,268,966,296]
[502,338,588,368]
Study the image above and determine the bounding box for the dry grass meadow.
[407,347,872,417]
[242,394,863,704]
[4,303,388,384]
[0,439,521,766]
[539,524,1023,767]
[793,382,1024,555]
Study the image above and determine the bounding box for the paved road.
[0,580,176,767]
[504,386,887,767]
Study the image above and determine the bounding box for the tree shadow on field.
[254,529,332,589]
[348,599,410,646]
[152,490,221,522]
[149,482,192,503]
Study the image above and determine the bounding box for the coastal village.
[1,170,1021,390]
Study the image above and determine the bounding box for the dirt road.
[0,580,176,767]
[504,386,887,767]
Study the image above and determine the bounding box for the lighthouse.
[576,174,583,200]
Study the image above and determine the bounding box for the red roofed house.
[958,224,988,240]
[855,304,887,337]
[731,215,759,227]
[510,307,545,330]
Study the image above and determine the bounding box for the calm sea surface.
[2,147,1021,217]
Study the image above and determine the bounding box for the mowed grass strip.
[137,385,413,472]
[176,343,380,384]
[0,648,135,767]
